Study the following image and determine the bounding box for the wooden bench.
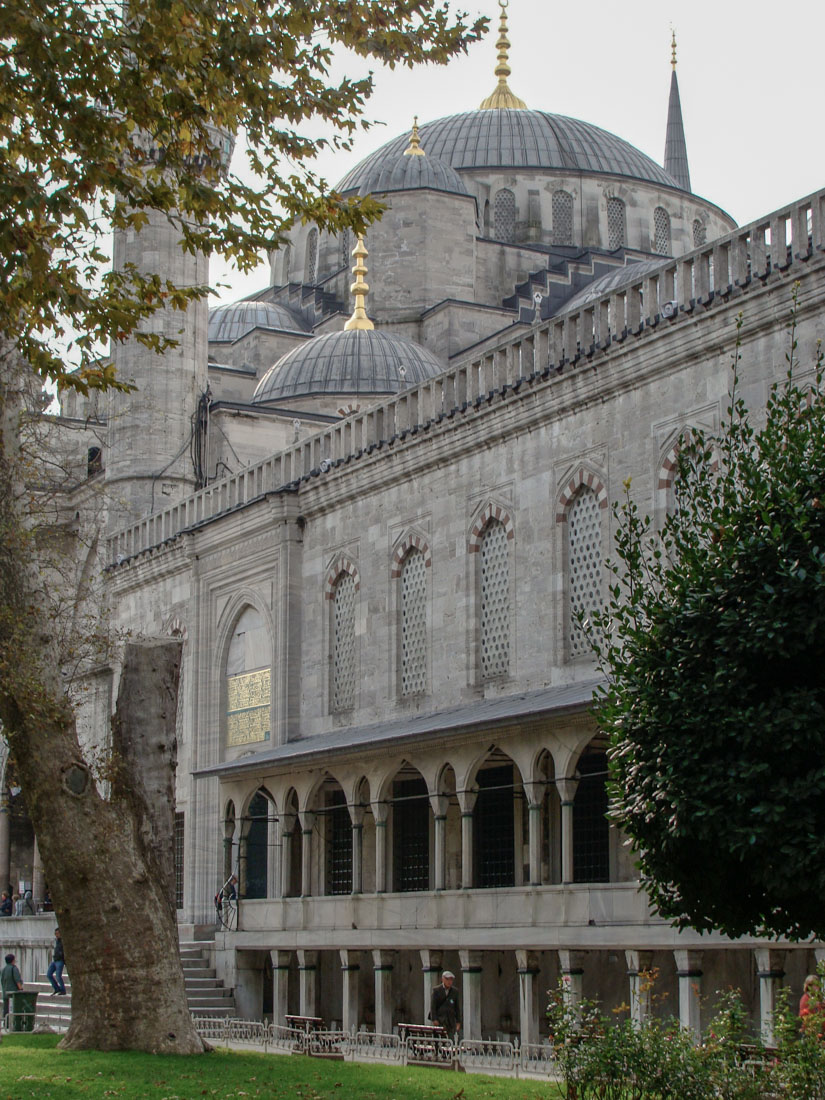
[398,1022,454,1066]
[285,1014,324,1033]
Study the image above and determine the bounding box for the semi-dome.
[209,299,307,343]
[252,329,445,404]
[561,258,665,314]
[352,147,470,198]
[337,109,683,194]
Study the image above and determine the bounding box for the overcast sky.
[211,0,825,305]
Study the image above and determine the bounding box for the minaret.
[664,31,691,192]
[343,236,374,331]
[479,0,526,110]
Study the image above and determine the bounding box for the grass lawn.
[0,1035,562,1099]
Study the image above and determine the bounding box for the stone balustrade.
[107,187,825,567]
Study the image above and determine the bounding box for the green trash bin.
[10,991,38,1032]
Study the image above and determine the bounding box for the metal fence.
[191,1017,559,1078]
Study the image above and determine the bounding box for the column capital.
[555,777,580,804]
[298,809,315,834]
[459,949,483,972]
[372,948,395,971]
[297,949,318,970]
[625,949,654,976]
[339,948,361,971]
[456,788,478,814]
[673,949,704,977]
[754,948,786,978]
[429,793,449,818]
[558,949,586,975]
[515,949,540,974]
[523,779,545,808]
[270,949,292,969]
[370,801,390,826]
[420,948,443,973]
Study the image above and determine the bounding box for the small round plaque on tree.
[62,762,91,797]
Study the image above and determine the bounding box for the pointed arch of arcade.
[566,734,611,885]
[239,786,278,900]
[463,746,527,890]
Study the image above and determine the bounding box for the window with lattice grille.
[567,488,603,658]
[552,190,574,245]
[653,207,671,255]
[494,188,516,243]
[607,198,626,250]
[332,573,356,712]
[400,551,427,695]
[393,777,430,891]
[340,228,351,269]
[305,228,318,284]
[325,789,352,895]
[480,522,510,679]
[474,764,515,887]
[174,812,185,909]
[692,219,707,247]
[573,753,609,882]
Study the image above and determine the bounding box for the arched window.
[392,773,430,892]
[225,607,271,747]
[331,572,356,713]
[654,206,671,255]
[474,761,515,887]
[692,219,707,248]
[483,199,491,234]
[567,488,603,658]
[480,521,510,680]
[305,227,318,284]
[552,190,574,246]
[607,198,626,250]
[340,228,351,269]
[325,788,352,895]
[494,188,516,243]
[400,550,427,696]
[87,446,102,477]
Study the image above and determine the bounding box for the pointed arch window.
[567,488,603,658]
[552,190,574,246]
[225,607,271,747]
[340,228,351,269]
[400,550,427,696]
[607,198,626,250]
[305,227,318,284]
[331,572,356,713]
[494,188,516,243]
[654,206,671,255]
[693,219,707,247]
[480,521,510,679]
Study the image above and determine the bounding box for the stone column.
[32,838,45,910]
[755,948,786,1046]
[371,801,389,893]
[556,778,579,884]
[457,789,478,889]
[297,949,318,1018]
[350,805,364,895]
[280,815,295,897]
[0,788,10,893]
[429,793,449,892]
[420,948,443,1024]
[558,950,585,1015]
[459,949,483,1040]
[340,949,361,1033]
[299,811,315,897]
[524,780,545,886]
[674,949,703,1043]
[625,951,654,1028]
[516,949,540,1047]
[372,949,395,1035]
[271,950,291,1027]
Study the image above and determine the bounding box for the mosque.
[4,4,825,1044]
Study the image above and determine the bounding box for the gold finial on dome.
[671,28,677,70]
[480,0,526,110]
[403,116,426,157]
[344,234,374,331]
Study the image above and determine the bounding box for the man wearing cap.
[429,969,461,1040]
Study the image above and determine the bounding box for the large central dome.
[337,109,682,195]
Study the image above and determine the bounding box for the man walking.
[47,928,66,996]
[429,969,461,1040]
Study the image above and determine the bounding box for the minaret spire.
[479,0,526,110]
[344,234,374,331]
[664,29,691,192]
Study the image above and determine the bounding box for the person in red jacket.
[799,974,825,1036]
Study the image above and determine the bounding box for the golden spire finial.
[403,116,426,157]
[671,28,677,70]
[479,0,527,110]
[344,234,374,332]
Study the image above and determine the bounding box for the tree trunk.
[0,340,204,1053]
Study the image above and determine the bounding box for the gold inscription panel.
[226,669,270,747]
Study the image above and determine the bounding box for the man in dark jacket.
[47,928,66,996]
[1,953,23,1019]
[429,970,461,1040]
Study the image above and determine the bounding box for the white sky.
[211,0,825,305]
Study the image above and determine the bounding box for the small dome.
[252,329,444,404]
[338,109,682,194]
[208,299,307,343]
[353,149,470,198]
[561,259,665,313]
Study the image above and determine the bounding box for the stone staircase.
[33,937,234,1032]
